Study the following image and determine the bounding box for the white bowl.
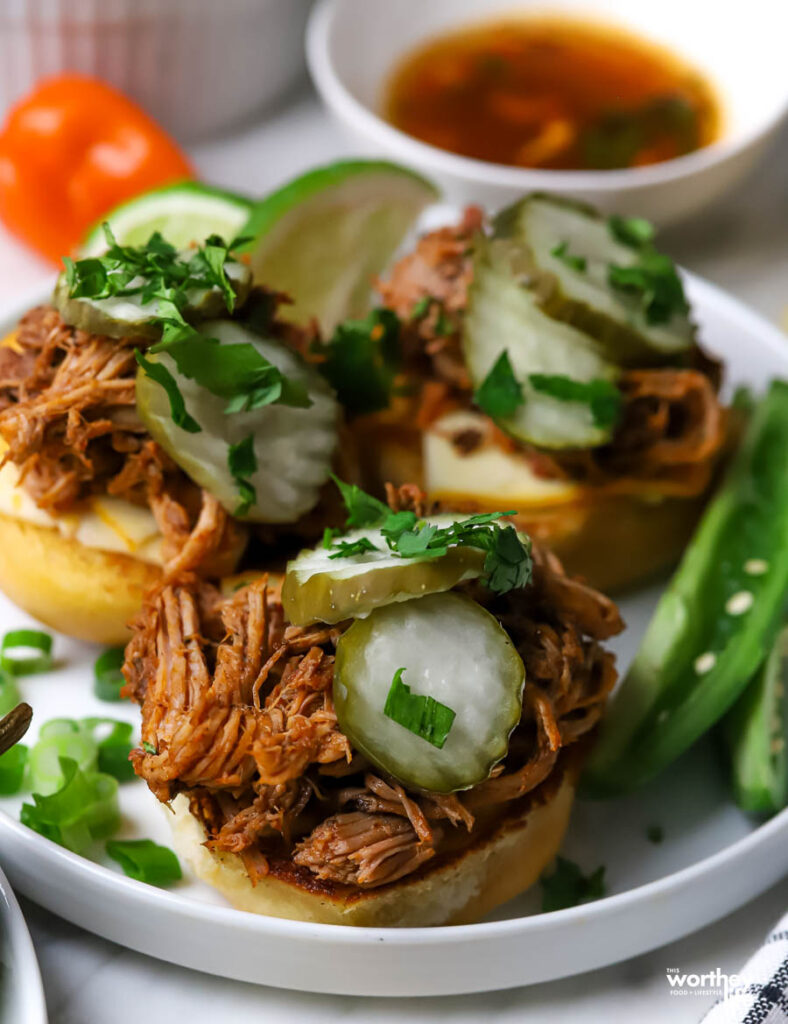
[0,0,312,141]
[307,0,788,224]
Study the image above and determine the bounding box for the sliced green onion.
[93,647,127,702]
[105,839,182,887]
[21,757,120,854]
[29,719,98,796]
[83,718,135,782]
[0,671,21,716]
[0,629,53,676]
[0,744,27,795]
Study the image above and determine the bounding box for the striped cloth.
[702,916,788,1022]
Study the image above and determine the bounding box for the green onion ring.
[93,647,127,702]
[0,629,53,676]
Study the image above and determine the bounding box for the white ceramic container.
[307,0,788,224]
[0,0,312,140]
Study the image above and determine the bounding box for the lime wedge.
[238,160,439,333]
[79,182,254,255]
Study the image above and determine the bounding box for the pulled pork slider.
[0,234,341,642]
[123,483,622,926]
[362,196,727,592]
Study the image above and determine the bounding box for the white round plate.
[0,862,47,1022]
[0,274,785,997]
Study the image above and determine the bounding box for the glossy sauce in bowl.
[384,18,720,171]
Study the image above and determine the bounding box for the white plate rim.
[0,862,47,1022]
[0,271,785,996]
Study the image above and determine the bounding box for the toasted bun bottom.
[0,512,161,644]
[359,427,705,593]
[167,770,576,928]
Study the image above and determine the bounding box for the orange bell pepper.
[0,74,194,264]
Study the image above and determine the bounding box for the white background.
[1,84,786,1023]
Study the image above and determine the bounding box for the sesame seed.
[694,652,716,675]
[726,591,754,616]
[744,559,769,576]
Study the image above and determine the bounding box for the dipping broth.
[384,18,720,171]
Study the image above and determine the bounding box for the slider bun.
[166,765,577,928]
[0,512,161,645]
[358,421,705,593]
[0,511,248,645]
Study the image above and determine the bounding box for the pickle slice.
[494,195,694,365]
[334,592,525,793]
[282,515,489,626]
[136,319,339,523]
[53,260,251,341]
[464,234,620,449]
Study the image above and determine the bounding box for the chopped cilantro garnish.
[332,474,391,529]
[646,824,664,844]
[551,240,587,272]
[134,351,201,433]
[328,536,380,560]
[153,332,311,413]
[529,374,622,429]
[327,478,533,595]
[141,741,157,755]
[66,227,308,432]
[608,215,655,249]
[474,350,524,419]
[607,250,688,325]
[409,295,452,336]
[410,295,432,319]
[228,435,257,517]
[379,509,418,544]
[65,226,241,315]
[384,667,456,749]
[540,857,606,911]
[318,309,400,417]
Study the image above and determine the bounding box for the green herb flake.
[227,435,257,517]
[384,667,456,749]
[551,240,587,273]
[607,250,688,326]
[328,536,381,560]
[106,838,182,887]
[154,331,312,414]
[326,479,533,596]
[529,374,622,429]
[331,475,390,529]
[608,215,655,249]
[540,857,607,912]
[410,296,432,319]
[646,824,664,844]
[474,350,524,419]
[318,309,401,417]
[64,226,239,315]
[135,351,201,433]
[141,741,157,755]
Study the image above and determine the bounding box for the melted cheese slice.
[424,410,581,509]
[0,458,164,565]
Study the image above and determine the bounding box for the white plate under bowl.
[0,275,785,996]
[0,863,47,1023]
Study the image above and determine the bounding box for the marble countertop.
[0,86,785,1024]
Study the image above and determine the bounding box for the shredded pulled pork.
[0,305,251,576]
[125,510,622,891]
[378,211,726,495]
